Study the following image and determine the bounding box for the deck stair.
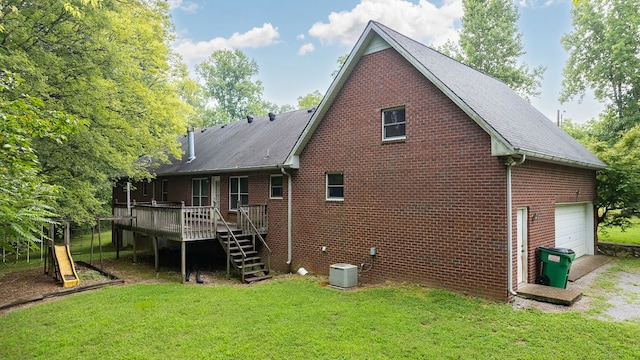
[218,229,272,283]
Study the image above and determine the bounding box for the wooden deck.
[112,202,270,284]
[113,202,267,242]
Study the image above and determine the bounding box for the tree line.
[1,0,638,254]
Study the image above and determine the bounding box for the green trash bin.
[536,247,575,289]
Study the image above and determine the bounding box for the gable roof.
[287,21,605,170]
[153,108,315,176]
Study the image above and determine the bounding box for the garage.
[555,203,594,258]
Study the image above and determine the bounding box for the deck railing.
[237,204,268,234]
[113,202,218,241]
[237,205,271,274]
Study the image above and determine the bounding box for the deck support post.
[132,232,137,264]
[181,241,186,284]
[152,236,159,272]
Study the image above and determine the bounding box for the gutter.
[279,166,293,270]
[512,149,605,170]
[156,164,289,177]
[506,155,525,297]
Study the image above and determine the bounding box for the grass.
[0,277,639,359]
[2,225,639,358]
[0,229,130,277]
[598,217,640,245]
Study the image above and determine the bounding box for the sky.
[168,0,603,124]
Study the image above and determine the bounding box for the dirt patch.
[0,253,238,315]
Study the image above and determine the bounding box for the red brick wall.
[511,161,597,286]
[289,48,510,300]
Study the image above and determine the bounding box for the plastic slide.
[54,245,80,288]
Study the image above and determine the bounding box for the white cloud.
[167,0,199,13]
[173,23,280,63]
[308,0,463,47]
[519,0,556,8]
[297,34,305,40]
[298,43,315,56]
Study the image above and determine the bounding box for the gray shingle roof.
[289,21,605,170]
[374,22,605,169]
[154,108,315,175]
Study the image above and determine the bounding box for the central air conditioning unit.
[329,263,358,289]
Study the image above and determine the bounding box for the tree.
[560,0,640,230]
[196,49,265,125]
[0,72,84,253]
[297,90,323,109]
[331,54,349,78]
[0,0,189,224]
[440,0,545,101]
[560,0,640,138]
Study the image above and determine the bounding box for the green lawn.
[598,217,640,245]
[2,228,640,358]
[0,229,131,276]
[0,277,638,359]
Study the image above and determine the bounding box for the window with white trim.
[192,178,209,206]
[326,173,344,201]
[382,107,406,140]
[161,179,168,201]
[270,175,283,199]
[229,176,248,210]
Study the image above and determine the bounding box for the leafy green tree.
[297,90,323,109]
[440,0,545,100]
[196,49,265,125]
[561,0,640,138]
[0,72,84,253]
[560,0,640,229]
[331,54,349,78]
[0,0,189,224]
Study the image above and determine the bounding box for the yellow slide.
[54,245,80,288]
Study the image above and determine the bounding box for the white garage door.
[555,203,593,258]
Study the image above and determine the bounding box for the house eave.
[502,148,607,170]
[153,163,292,177]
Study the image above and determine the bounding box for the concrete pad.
[568,255,612,282]
[517,283,582,306]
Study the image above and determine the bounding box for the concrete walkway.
[516,255,611,306]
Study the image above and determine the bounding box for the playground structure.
[44,221,80,288]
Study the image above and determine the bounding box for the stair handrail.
[238,206,271,273]
[213,207,247,282]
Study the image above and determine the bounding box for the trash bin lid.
[539,246,574,254]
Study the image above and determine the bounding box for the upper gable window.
[326,173,344,201]
[382,107,406,141]
[270,175,283,199]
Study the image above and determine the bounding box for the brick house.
[113,21,605,301]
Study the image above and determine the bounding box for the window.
[382,107,406,140]
[326,173,344,201]
[270,175,283,199]
[230,176,248,210]
[142,182,148,197]
[161,179,168,201]
[192,178,209,206]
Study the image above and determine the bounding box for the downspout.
[506,154,526,296]
[280,166,293,269]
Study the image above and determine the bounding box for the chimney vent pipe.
[187,127,196,163]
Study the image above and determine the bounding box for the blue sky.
[168,0,602,124]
